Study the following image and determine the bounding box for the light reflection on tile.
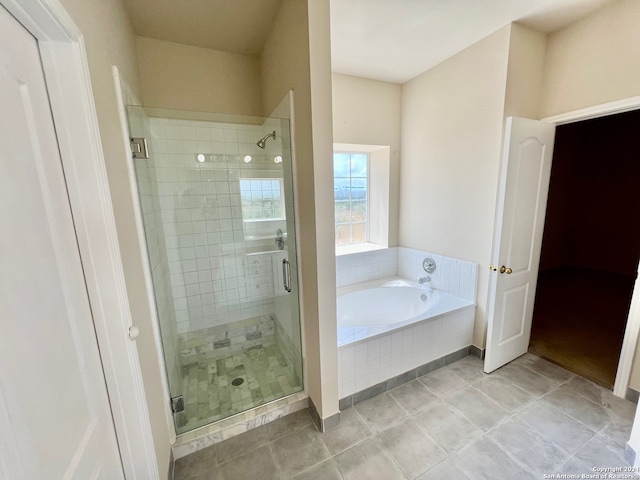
[173,354,635,480]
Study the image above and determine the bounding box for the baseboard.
[308,397,341,432]
[169,450,175,480]
[469,344,485,360]
[339,346,471,410]
[625,442,637,466]
[626,387,640,404]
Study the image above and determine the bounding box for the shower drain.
[231,377,244,386]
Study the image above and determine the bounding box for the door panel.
[0,5,123,478]
[499,285,528,343]
[485,117,556,373]
[507,138,547,273]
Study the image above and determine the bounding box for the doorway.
[529,109,640,389]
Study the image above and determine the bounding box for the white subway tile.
[355,376,370,392]
[355,343,367,366]
[354,362,368,380]
[367,339,380,361]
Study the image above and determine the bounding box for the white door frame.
[542,95,640,398]
[0,1,159,478]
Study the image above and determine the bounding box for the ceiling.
[124,0,617,84]
[123,0,282,56]
[330,0,617,84]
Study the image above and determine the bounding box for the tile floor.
[173,353,638,480]
[176,341,301,433]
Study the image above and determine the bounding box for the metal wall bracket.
[170,395,185,414]
[130,137,149,159]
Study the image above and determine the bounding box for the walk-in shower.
[127,106,303,434]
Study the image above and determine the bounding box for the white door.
[0,5,124,479]
[484,117,556,373]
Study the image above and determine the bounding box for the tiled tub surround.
[338,306,475,398]
[336,247,478,399]
[337,278,474,346]
[336,246,478,302]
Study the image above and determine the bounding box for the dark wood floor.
[529,266,635,389]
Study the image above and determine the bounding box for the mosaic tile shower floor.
[175,338,302,434]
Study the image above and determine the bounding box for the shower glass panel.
[127,106,303,434]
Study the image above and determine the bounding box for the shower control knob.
[129,325,140,340]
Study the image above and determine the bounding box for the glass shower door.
[127,106,303,434]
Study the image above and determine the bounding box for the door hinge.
[130,137,149,159]
[170,395,185,414]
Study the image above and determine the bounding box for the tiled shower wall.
[146,116,290,334]
[335,246,478,303]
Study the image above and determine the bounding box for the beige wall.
[136,36,263,116]
[399,26,511,347]
[504,24,547,119]
[541,0,640,118]
[57,0,172,475]
[261,0,339,420]
[332,73,402,246]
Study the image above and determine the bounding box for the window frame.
[333,150,370,246]
[239,177,286,223]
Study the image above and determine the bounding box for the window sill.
[335,243,387,256]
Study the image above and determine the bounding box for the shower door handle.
[282,259,292,293]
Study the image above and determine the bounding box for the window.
[239,179,285,221]
[334,152,368,245]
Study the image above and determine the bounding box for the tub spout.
[418,276,433,291]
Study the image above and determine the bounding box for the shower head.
[256,131,276,149]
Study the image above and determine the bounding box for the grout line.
[414,362,583,476]
[214,409,313,467]
[266,443,284,479]
[178,358,635,479]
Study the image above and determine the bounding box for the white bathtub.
[337,277,474,346]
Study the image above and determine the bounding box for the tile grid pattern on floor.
[173,353,637,480]
[176,339,300,433]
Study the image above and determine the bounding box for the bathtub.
[337,277,474,347]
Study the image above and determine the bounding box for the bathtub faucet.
[419,276,433,291]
